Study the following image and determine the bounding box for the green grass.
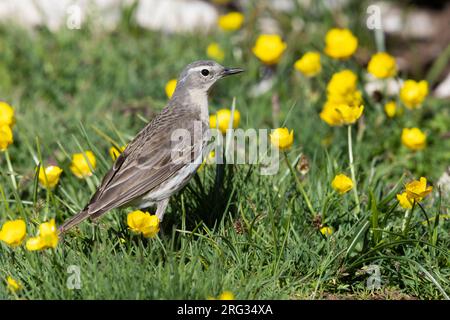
[0,1,449,299]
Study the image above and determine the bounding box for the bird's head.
[174,60,243,95]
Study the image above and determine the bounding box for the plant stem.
[348,125,361,215]
[4,149,17,190]
[402,201,415,236]
[284,152,315,217]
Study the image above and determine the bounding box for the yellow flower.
[320,226,333,236]
[384,101,397,118]
[25,219,58,251]
[320,102,364,126]
[396,192,413,209]
[0,125,13,151]
[367,52,397,79]
[0,219,26,247]
[165,79,177,99]
[219,291,234,300]
[0,101,15,127]
[331,174,353,194]
[6,276,22,292]
[252,34,287,65]
[405,177,433,202]
[109,145,126,161]
[319,102,341,126]
[328,69,357,92]
[38,165,63,189]
[401,128,426,151]
[324,28,358,59]
[209,109,240,134]
[127,210,160,238]
[326,70,362,108]
[218,12,244,31]
[294,52,321,77]
[70,151,97,179]
[400,80,428,109]
[270,128,294,151]
[328,90,362,107]
[336,104,364,125]
[206,42,225,62]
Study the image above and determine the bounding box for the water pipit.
[59,60,243,233]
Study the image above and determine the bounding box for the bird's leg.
[156,198,170,221]
[156,198,170,238]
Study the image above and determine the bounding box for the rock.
[437,167,450,199]
[376,1,438,39]
[135,0,218,33]
[0,0,218,33]
[434,72,450,99]
[364,74,403,97]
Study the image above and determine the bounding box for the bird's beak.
[221,67,244,77]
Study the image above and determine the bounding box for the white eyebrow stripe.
[189,66,209,73]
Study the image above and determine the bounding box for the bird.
[58,60,243,234]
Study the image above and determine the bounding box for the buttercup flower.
[326,70,362,107]
[336,104,364,125]
[0,125,13,151]
[209,109,240,134]
[326,69,362,106]
[328,70,357,93]
[405,177,432,202]
[70,151,97,179]
[320,102,364,126]
[384,101,397,118]
[401,128,426,151]
[294,52,321,77]
[331,174,353,194]
[0,219,26,247]
[26,219,58,251]
[320,102,341,126]
[127,210,160,238]
[0,101,15,127]
[400,80,428,109]
[109,145,126,161]
[270,128,294,151]
[367,52,397,79]
[165,79,177,99]
[218,12,244,31]
[252,34,287,65]
[328,90,362,107]
[38,166,63,189]
[6,276,22,292]
[219,291,234,300]
[396,192,413,209]
[207,42,225,62]
[320,226,333,236]
[324,28,358,59]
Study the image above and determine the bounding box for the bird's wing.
[84,106,204,217]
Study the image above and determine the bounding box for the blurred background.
[0,0,449,95]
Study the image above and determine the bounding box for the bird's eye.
[201,69,210,76]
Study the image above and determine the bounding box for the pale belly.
[135,135,209,208]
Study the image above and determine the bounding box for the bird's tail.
[58,209,91,234]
